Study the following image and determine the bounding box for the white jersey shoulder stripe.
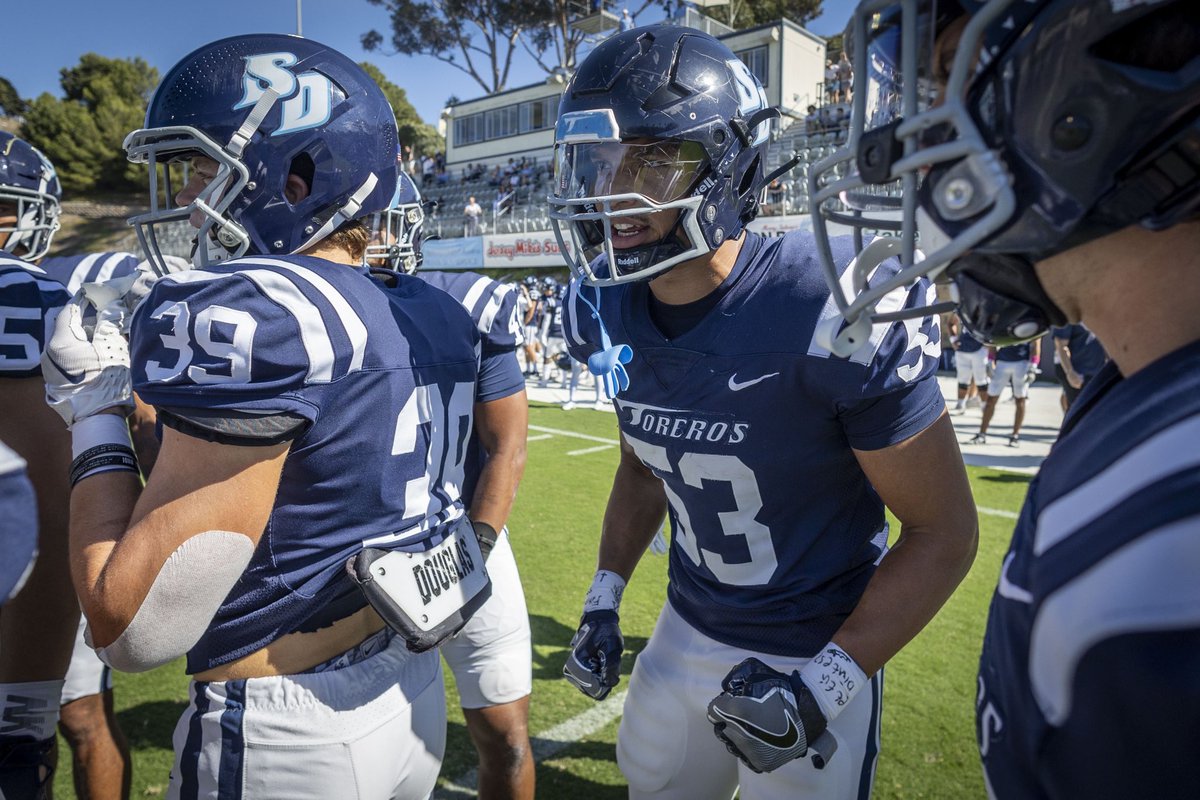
[475,282,509,337]
[0,269,68,295]
[1035,412,1200,555]
[161,267,353,383]
[1029,513,1200,726]
[461,275,493,316]
[241,258,369,375]
[91,252,134,288]
[63,253,103,294]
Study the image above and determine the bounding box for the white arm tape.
[86,530,255,673]
[800,642,869,724]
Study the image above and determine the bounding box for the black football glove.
[562,609,624,700]
[706,657,836,773]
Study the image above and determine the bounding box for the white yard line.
[978,506,1020,520]
[526,433,554,442]
[567,445,616,457]
[528,424,620,446]
[437,690,630,799]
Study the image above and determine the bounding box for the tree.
[702,0,824,29]
[363,0,538,94]
[0,78,27,118]
[20,55,158,194]
[358,61,444,157]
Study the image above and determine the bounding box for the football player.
[368,175,535,799]
[537,276,565,384]
[0,131,84,800]
[822,1,1200,796]
[551,26,978,799]
[970,340,1039,447]
[41,35,483,799]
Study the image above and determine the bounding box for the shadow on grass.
[116,699,188,749]
[976,472,1034,485]
[530,614,648,682]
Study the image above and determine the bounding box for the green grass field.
[54,401,1029,799]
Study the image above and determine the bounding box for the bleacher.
[418,168,555,238]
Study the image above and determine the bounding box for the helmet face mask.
[821,0,1200,351]
[125,126,253,275]
[365,172,425,274]
[125,34,399,277]
[0,133,62,262]
[550,26,775,287]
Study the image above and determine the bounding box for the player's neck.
[647,234,744,305]
[1038,223,1200,377]
[298,241,360,267]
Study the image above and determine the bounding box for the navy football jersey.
[957,329,983,354]
[417,270,526,504]
[563,231,945,656]
[996,343,1031,361]
[39,252,138,294]
[129,255,481,672]
[0,441,37,603]
[0,255,70,378]
[977,341,1200,799]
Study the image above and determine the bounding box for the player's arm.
[597,430,669,580]
[839,411,978,676]
[1054,334,1082,389]
[69,424,287,664]
[469,390,528,536]
[564,430,667,700]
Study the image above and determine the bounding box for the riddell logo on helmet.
[235,52,334,137]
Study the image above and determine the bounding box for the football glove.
[42,291,133,429]
[707,657,831,774]
[563,609,623,700]
[1024,366,1041,386]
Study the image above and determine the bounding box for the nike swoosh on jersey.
[727,372,780,392]
[709,704,801,750]
[997,552,1033,604]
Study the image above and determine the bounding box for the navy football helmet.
[0,132,62,261]
[365,171,424,273]
[550,25,778,285]
[814,0,1200,352]
[125,34,399,274]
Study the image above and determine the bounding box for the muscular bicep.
[853,412,975,534]
[474,390,528,457]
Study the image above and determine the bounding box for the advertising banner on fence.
[482,232,565,269]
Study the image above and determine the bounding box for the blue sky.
[2,0,856,126]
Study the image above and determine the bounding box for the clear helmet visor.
[553,140,708,205]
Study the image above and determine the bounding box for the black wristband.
[70,447,138,487]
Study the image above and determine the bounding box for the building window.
[737,45,769,87]
[454,93,561,147]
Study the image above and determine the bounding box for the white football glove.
[116,256,191,333]
[42,290,134,429]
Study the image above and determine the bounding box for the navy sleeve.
[482,284,524,353]
[834,279,946,450]
[476,349,524,404]
[1039,630,1200,799]
[0,262,70,378]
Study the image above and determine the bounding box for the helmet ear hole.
[289,152,316,194]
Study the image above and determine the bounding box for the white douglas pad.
[87,530,254,673]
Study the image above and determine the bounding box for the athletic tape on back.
[86,530,254,672]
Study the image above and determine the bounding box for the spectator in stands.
[766,178,784,215]
[620,7,634,31]
[825,59,838,103]
[489,165,503,187]
[1053,323,1108,410]
[833,106,848,131]
[819,107,833,131]
[421,153,435,187]
[464,196,483,236]
[805,104,819,132]
[837,53,853,103]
